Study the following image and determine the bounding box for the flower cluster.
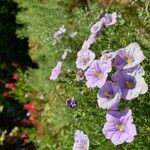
[74,12,148,147]
[49,13,147,147]
[2,64,20,99]
[22,101,37,126]
[76,12,117,71]
[50,26,77,80]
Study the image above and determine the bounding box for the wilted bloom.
[5,82,15,90]
[76,70,85,81]
[23,101,36,113]
[76,50,95,70]
[90,12,117,35]
[114,43,145,70]
[73,130,89,150]
[49,61,62,80]
[65,47,72,53]
[102,109,137,145]
[12,72,19,80]
[54,25,66,40]
[39,94,44,100]
[112,71,148,100]
[69,32,77,38]
[61,48,72,60]
[52,25,66,45]
[66,98,77,108]
[85,60,111,88]
[97,81,122,109]
[61,51,68,60]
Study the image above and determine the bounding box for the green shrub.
[15,0,150,149]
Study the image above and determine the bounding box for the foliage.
[15,0,150,149]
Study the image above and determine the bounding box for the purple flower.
[103,12,117,26]
[112,71,148,100]
[85,60,111,88]
[49,61,62,80]
[114,43,145,70]
[66,98,77,108]
[73,130,89,150]
[97,81,122,109]
[90,12,117,35]
[102,109,137,145]
[76,50,95,70]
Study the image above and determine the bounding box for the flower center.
[126,54,133,64]
[83,57,90,65]
[104,91,114,99]
[125,80,134,89]
[116,124,125,131]
[79,144,88,149]
[93,71,102,79]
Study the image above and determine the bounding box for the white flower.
[69,32,77,38]
[54,25,66,40]
[76,50,95,70]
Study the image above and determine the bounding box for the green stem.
[86,0,91,10]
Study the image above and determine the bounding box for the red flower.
[21,118,33,126]
[19,131,28,140]
[23,138,29,145]
[19,131,29,146]
[11,63,19,68]
[3,92,10,97]
[12,72,19,80]
[5,82,15,90]
[23,101,36,113]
